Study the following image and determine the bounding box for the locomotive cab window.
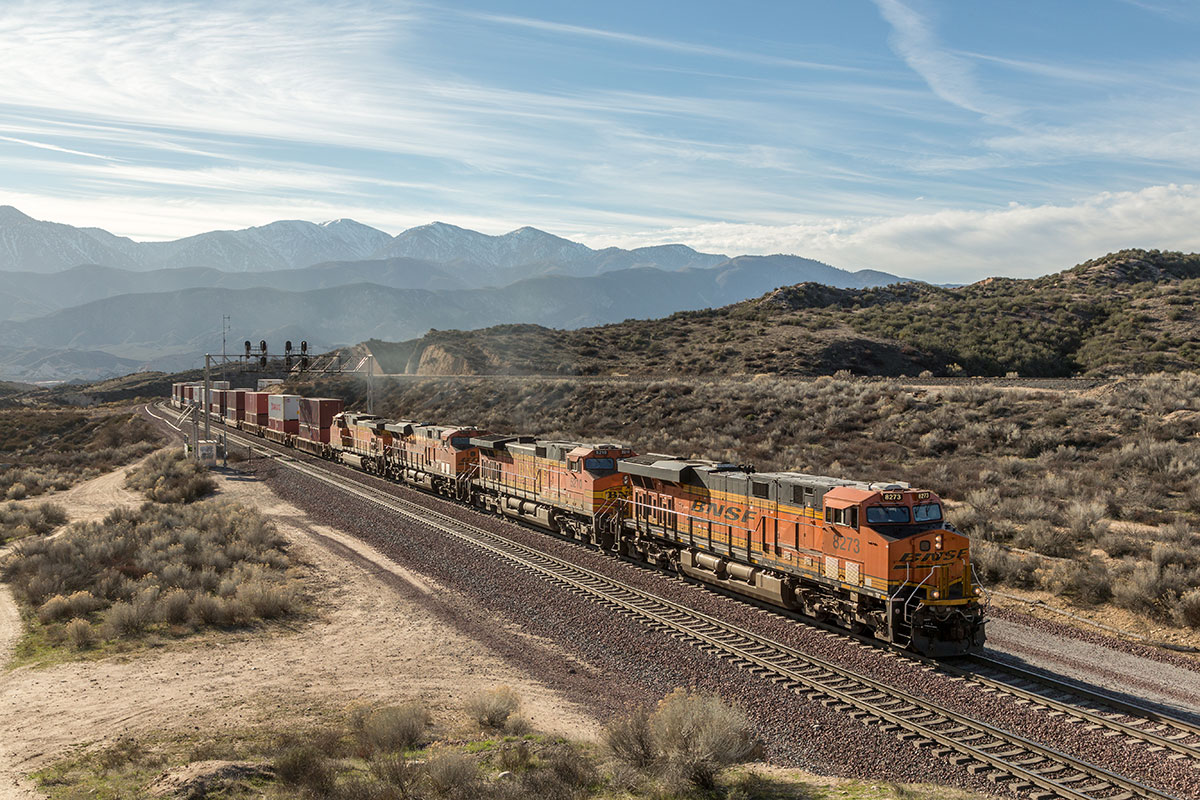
[913,503,942,522]
[450,437,471,449]
[825,507,855,527]
[866,506,911,524]
[584,457,616,474]
[568,458,580,471]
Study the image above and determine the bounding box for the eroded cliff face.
[413,345,474,375]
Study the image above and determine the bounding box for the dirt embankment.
[0,460,596,799]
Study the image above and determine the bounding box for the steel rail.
[155,406,1181,800]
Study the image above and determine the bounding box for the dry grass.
[604,688,757,792]
[464,686,521,731]
[124,449,216,503]
[0,501,67,545]
[1,499,301,657]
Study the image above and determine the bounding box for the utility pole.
[367,353,375,414]
[221,315,230,385]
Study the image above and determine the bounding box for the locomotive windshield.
[913,503,943,522]
[585,457,616,473]
[450,437,471,449]
[866,506,910,524]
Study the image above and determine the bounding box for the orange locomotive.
[471,436,634,541]
[619,456,985,656]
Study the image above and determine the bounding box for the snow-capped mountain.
[0,207,726,278]
[138,218,393,271]
[373,222,726,281]
[0,206,139,273]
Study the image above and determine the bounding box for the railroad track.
[952,655,1200,760]
[151,405,1184,800]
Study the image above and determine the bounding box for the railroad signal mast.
[193,337,375,460]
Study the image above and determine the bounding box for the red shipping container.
[298,422,332,443]
[245,392,270,416]
[299,397,344,427]
[268,418,300,434]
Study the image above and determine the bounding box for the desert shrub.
[603,709,655,770]
[361,703,429,753]
[125,449,215,503]
[368,753,423,791]
[275,745,335,795]
[189,594,231,626]
[1016,520,1078,558]
[649,688,757,791]
[157,588,192,624]
[1097,528,1150,559]
[37,595,72,623]
[496,741,533,773]
[973,543,1041,588]
[65,590,104,617]
[65,618,96,650]
[1113,564,1165,617]
[465,686,520,730]
[1173,590,1200,628]
[0,499,298,648]
[518,743,598,800]
[235,580,297,619]
[103,600,145,639]
[0,500,67,542]
[0,410,161,499]
[423,749,479,798]
[1046,559,1112,606]
[1065,499,1109,541]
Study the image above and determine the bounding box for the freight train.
[171,382,986,656]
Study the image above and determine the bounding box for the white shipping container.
[258,378,284,391]
[267,394,300,420]
[211,381,230,389]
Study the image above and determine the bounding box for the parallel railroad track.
[149,405,1185,800]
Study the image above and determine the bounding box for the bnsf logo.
[691,500,757,524]
[898,547,968,564]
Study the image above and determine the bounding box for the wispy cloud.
[0,135,116,161]
[871,0,1017,121]
[463,12,867,73]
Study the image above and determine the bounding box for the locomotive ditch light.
[931,590,940,599]
[974,588,983,596]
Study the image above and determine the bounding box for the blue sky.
[2,0,1199,282]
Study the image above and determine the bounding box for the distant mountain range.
[0,205,726,279]
[0,206,909,382]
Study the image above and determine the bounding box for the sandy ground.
[0,461,597,800]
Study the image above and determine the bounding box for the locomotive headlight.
[930,590,940,599]
[934,534,943,550]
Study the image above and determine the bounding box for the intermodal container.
[298,422,332,443]
[299,398,344,428]
[267,394,300,421]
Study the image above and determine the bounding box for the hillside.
[370,249,1200,378]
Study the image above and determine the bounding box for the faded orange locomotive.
[619,456,984,656]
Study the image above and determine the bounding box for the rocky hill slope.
[369,249,1200,378]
